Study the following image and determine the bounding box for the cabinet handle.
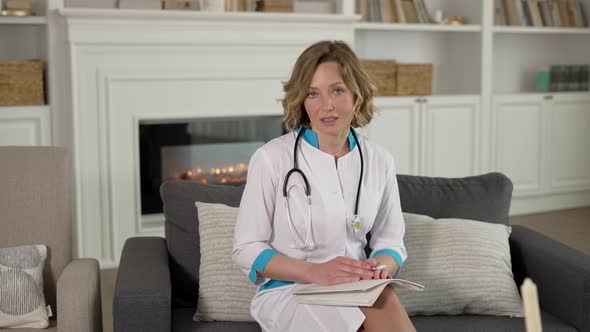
[544,95,553,100]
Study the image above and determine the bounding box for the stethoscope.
[283,127,364,250]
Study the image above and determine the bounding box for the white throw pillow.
[193,201,257,322]
[0,244,49,328]
[397,213,524,317]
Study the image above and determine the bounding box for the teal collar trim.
[296,126,358,151]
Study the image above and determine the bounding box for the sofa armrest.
[510,225,590,332]
[113,237,171,332]
[57,258,102,332]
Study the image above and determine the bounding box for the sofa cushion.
[411,311,576,332]
[0,245,49,328]
[173,308,261,332]
[193,202,257,322]
[161,181,245,308]
[396,173,513,225]
[398,213,523,317]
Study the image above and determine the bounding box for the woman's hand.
[363,258,393,280]
[308,256,374,286]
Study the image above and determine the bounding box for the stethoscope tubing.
[282,127,364,249]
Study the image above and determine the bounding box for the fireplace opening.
[139,116,285,225]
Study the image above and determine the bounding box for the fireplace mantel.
[59,8,357,267]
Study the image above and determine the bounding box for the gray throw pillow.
[398,213,524,317]
[193,202,257,322]
[0,245,49,328]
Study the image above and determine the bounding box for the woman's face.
[303,61,355,138]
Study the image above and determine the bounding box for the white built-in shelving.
[345,0,590,214]
[2,0,588,217]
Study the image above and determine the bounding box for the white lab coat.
[232,130,407,332]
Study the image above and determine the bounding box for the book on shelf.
[381,0,396,23]
[548,65,589,92]
[568,0,587,28]
[293,278,424,307]
[357,0,368,21]
[505,0,521,25]
[579,2,589,26]
[528,0,545,26]
[581,65,590,91]
[257,0,293,13]
[225,0,246,12]
[557,0,570,26]
[517,0,531,26]
[523,0,533,25]
[548,0,563,26]
[566,0,578,26]
[495,0,508,25]
[401,0,418,23]
[395,0,406,23]
[415,0,433,23]
[539,1,553,26]
[356,0,431,24]
[119,0,161,10]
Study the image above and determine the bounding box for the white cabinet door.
[366,97,419,175]
[421,96,480,177]
[0,107,51,146]
[548,94,590,191]
[492,95,545,196]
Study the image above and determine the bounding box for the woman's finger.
[380,269,390,279]
[364,258,378,268]
[337,263,374,278]
[338,256,371,270]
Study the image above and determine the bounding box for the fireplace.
[60,8,356,264]
[139,116,284,226]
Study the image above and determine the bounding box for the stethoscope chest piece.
[352,215,361,232]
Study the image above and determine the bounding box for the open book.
[293,279,424,307]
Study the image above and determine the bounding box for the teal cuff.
[249,249,278,283]
[371,249,404,269]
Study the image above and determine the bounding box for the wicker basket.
[0,60,45,106]
[396,63,433,96]
[361,60,397,96]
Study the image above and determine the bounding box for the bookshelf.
[348,0,590,212]
[0,0,62,146]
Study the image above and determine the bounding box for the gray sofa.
[113,172,590,332]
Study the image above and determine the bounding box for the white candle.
[521,278,543,332]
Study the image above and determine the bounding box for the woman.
[232,40,414,332]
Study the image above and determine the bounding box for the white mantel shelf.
[58,8,359,45]
[59,8,360,23]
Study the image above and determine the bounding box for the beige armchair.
[0,147,102,332]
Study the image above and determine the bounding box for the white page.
[293,278,424,295]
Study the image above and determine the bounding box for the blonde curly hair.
[282,40,378,131]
